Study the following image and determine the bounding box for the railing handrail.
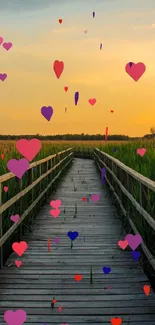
[94,148,155,271]
[0,147,72,183]
[95,148,155,192]
[0,148,73,254]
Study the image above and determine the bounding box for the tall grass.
[0,141,70,176]
[98,139,155,181]
[0,139,154,179]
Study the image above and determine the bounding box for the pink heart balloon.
[0,36,3,45]
[50,199,62,209]
[50,209,60,218]
[15,260,22,268]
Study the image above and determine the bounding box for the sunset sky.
[1,0,155,137]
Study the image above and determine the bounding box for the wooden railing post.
[93,148,155,272]
[46,160,49,199]
[58,153,61,173]
[0,183,3,269]
[19,179,23,240]
[0,148,73,260]
[50,158,53,182]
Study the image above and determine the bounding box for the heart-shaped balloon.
[50,200,62,209]
[50,209,60,218]
[68,231,79,241]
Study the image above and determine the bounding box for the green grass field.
[0,139,154,180]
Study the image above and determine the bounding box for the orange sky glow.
[1,0,155,137]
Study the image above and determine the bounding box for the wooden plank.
[0,322,154,325]
[0,323,153,325]
[0,273,146,279]
[0,288,151,295]
[0,294,152,301]
[1,300,155,308]
[0,317,154,324]
[0,282,149,289]
[0,315,154,323]
[0,313,154,325]
[0,306,155,315]
[0,278,147,284]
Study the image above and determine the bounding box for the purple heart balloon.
[41,106,53,121]
[4,309,27,325]
[125,234,142,250]
[0,73,7,81]
[7,158,29,179]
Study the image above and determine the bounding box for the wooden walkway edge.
[0,158,155,324]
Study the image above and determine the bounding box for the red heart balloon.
[111,318,122,325]
[74,274,83,282]
[64,86,68,92]
[59,19,62,24]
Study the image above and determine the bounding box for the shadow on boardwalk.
[0,158,155,325]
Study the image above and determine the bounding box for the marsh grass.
[99,139,155,181]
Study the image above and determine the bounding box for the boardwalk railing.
[94,148,155,272]
[0,147,73,268]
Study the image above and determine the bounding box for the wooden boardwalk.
[0,158,155,325]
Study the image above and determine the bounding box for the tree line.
[0,133,142,140]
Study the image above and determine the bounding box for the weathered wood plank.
[1,306,155,315]
[0,322,154,325]
[0,294,152,301]
[0,323,153,325]
[0,315,154,323]
[1,299,155,307]
[0,288,150,294]
[0,278,148,284]
[0,282,149,289]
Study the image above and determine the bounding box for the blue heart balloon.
[131,250,140,261]
[102,266,111,274]
[68,231,79,241]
